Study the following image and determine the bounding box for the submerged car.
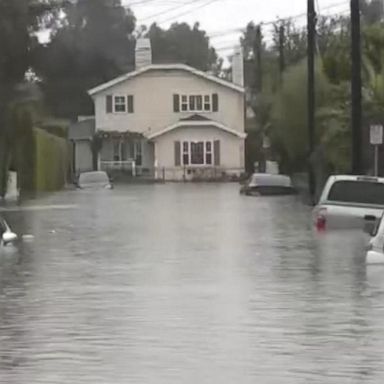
[313,175,384,231]
[240,173,297,196]
[365,212,384,264]
[0,216,18,247]
[77,171,113,189]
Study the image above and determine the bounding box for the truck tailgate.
[318,204,383,229]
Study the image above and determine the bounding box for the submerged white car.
[0,216,18,247]
[365,213,384,264]
[240,173,297,196]
[77,171,113,190]
[313,175,384,231]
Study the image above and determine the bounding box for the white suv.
[313,175,384,230]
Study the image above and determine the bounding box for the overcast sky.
[125,0,350,56]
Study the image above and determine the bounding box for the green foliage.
[11,107,36,191]
[270,61,333,170]
[40,121,69,138]
[0,0,57,195]
[33,0,136,119]
[1,105,69,194]
[34,128,68,191]
[146,22,221,72]
[243,12,384,177]
[272,20,307,68]
[361,0,384,24]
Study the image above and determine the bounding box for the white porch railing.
[100,160,136,176]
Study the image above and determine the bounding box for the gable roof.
[147,118,246,140]
[88,64,244,96]
[180,114,211,122]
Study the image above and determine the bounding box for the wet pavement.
[0,183,384,383]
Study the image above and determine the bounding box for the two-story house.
[87,39,246,181]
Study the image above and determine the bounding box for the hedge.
[34,128,69,192]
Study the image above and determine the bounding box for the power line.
[126,0,193,6]
[126,0,159,6]
[157,0,220,25]
[213,6,350,54]
[137,0,205,22]
[208,0,349,38]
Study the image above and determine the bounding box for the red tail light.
[315,208,327,231]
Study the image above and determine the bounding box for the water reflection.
[1,184,384,383]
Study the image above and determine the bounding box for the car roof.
[80,171,108,177]
[328,175,384,183]
[250,173,292,187]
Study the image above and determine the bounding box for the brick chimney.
[232,46,244,87]
[135,38,152,70]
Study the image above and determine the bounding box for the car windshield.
[79,172,109,185]
[327,180,384,205]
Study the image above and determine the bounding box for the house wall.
[154,126,244,180]
[75,140,93,173]
[93,69,245,135]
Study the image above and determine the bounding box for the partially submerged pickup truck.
[313,175,384,231]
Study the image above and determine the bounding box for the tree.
[271,20,307,68]
[0,0,56,196]
[146,22,221,72]
[34,0,136,119]
[361,0,384,24]
[270,61,335,170]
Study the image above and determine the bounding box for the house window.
[206,141,212,165]
[181,95,188,111]
[179,95,212,112]
[189,95,196,111]
[183,142,189,165]
[191,142,205,165]
[114,96,126,113]
[196,95,203,111]
[181,141,216,166]
[204,95,211,111]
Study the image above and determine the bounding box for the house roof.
[69,118,95,140]
[180,114,211,122]
[147,117,247,140]
[88,64,245,96]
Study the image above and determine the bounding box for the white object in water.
[365,214,384,264]
[4,172,20,202]
[366,250,384,265]
[22,234,35,242]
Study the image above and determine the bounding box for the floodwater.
[0,183,383,384]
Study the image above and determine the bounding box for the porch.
[97,131,154,177]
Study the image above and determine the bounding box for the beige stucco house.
[88,39,246,180]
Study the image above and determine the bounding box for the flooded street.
[1,183,384,383]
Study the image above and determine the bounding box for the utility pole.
[279,24,285,83]
[254,25,263,92]
[351,0,363,174]
[307,0,316,201]
[253,24,266,173]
